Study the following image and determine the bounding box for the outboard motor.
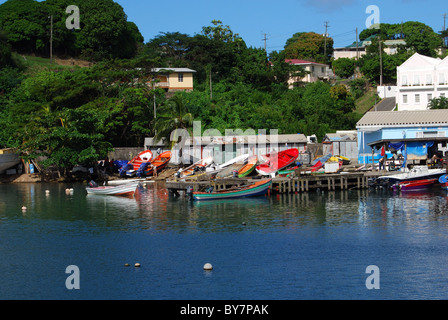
[186,185,194,200]
[88,180,98,188]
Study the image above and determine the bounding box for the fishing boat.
[376,166,445,186]
[119,150,153,177]
[192,179,272,201]
[215,163,245,178]
[439,174,448,190]
[391,178,438,192]
[137,151,171,177]
[256,148,299,177]
[238,155,258,178]
[106,178,146,186]
[206,154,249,176]
[86,181,140,196]
[0,148,20,173]
[177,156,214,178]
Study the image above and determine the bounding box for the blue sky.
[116,0,448,51]
[1,0,447,51]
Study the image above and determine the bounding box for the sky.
[1,0,447,52]
[111,0,448,51]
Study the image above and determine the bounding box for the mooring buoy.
[203,263,213,271]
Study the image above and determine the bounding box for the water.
[1,182,448,300]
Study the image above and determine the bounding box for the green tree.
[428,96,448,109]
[154,95,194,148]
[332,57,356,79]
[284,32,333,64]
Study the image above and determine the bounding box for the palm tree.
[153,95,194,157]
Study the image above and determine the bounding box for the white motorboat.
[86,181,140,196]
[376,166,446,185]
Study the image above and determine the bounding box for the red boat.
[137,151,172,177]
[256,148,299,176]
[391,178,438,191]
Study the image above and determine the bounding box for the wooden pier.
[165,171,391,196]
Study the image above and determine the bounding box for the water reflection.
[2,182,448,234]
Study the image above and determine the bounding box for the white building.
[285,59,334,88]
[396,53,448,111]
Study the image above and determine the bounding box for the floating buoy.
[242,222,246,226]
[45,190,50,194]
[203,263,213,271]
[21,206,27,211]
[134,263,141,267]
[124,263,130,267]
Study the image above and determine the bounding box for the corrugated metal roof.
[357,110,448,127]
[152,68,196,73]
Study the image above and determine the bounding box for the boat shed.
[356,109,448,165]
[322,130,358,161]
[144,133,308,165]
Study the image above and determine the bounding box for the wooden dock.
[165,171,392,196]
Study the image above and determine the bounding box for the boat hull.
[377,167,445,185]
[391,178,438,191]
[193,179,272,201]
[256,148,299,176]
[86,182,139,196]
[0,152,20,173]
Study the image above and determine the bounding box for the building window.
[441,93,446,97]
[426,74,433,85]
[401,75,408,86]
[321,67,325,73]
[178,73,184,82]
[403,94,408,104]
[440,73,445,85]
[415,94,420,103]
[414,75,420,86]
[311,66,315,72]
[428,93,433,102]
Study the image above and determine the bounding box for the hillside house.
[151,68,196,92]
[285,59,333,88]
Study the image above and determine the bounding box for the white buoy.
[203,263,213,271]
[134,263,141,267]
[45,190,50,194]
[21,206,27,211]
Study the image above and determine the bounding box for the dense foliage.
[1,1,446,170]
[0,0,143,61]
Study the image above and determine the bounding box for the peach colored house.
[152,68,196,92]
[285,59,334,88]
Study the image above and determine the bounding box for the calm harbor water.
[1,181,448,300]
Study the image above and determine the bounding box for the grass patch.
[354,87,378,115]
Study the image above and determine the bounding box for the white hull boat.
[86,182,140,196]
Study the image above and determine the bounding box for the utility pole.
[324,21,329,60]
[443,13,447,47]
[356,27,359,60]
[379,36,383,86]
[262,33,269,51]
[49,15,53,65]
